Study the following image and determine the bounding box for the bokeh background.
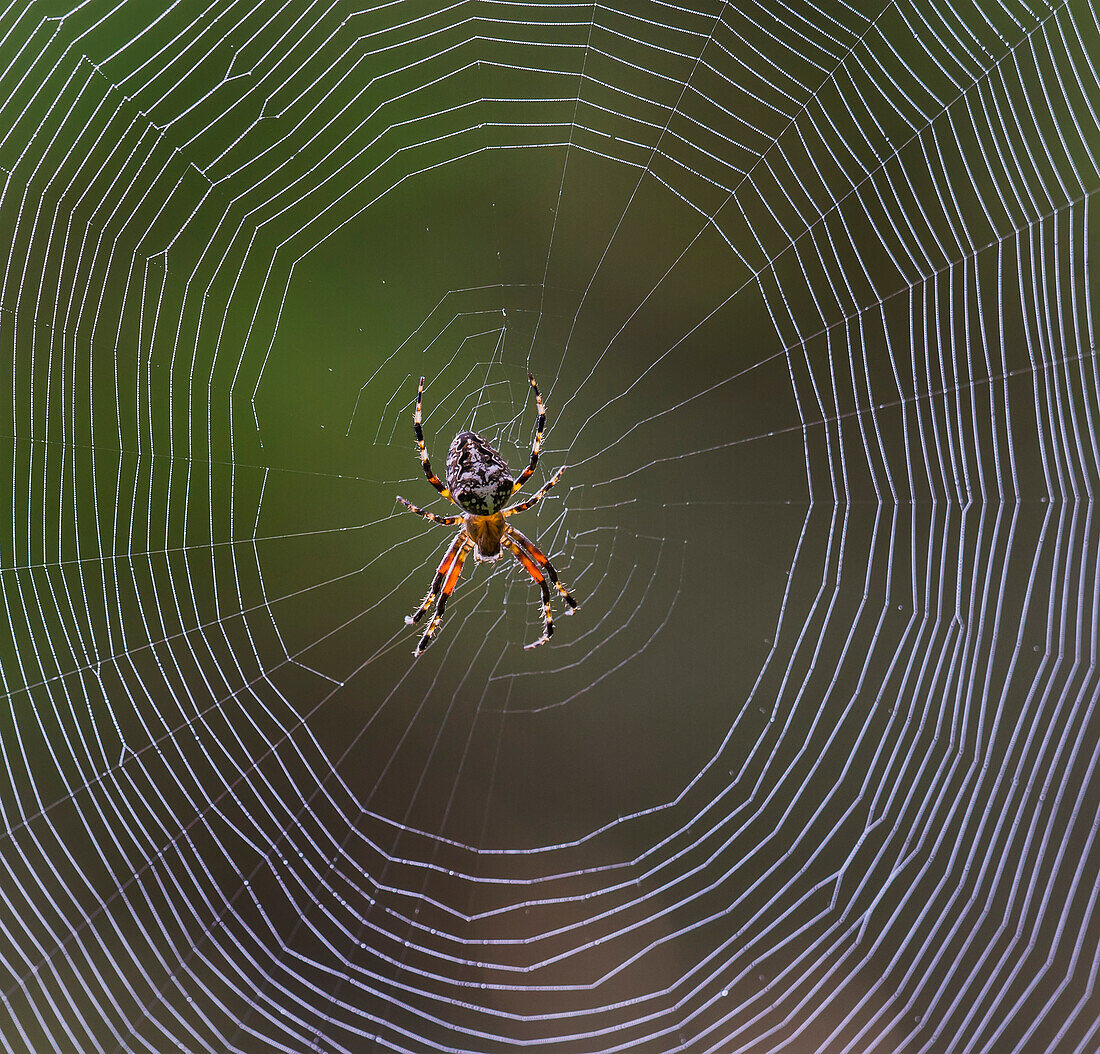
[1,1,1099,1051]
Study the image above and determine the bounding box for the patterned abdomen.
[446,431,514,514]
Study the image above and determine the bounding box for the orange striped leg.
[510,373,545,495]
[506,525,578,612]
[504,536,555,649]
[413,376,457,504]
[407,533,465,627]
[414,539,472,655]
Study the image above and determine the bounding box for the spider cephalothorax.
[395,374,578,654]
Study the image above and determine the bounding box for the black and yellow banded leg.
[415,540,471,655]
[504,536,555,649]
[413,376,457,504]
[510,373,545,495]
[506,525,578,611]
[396,496,462,525]
[504,466,565,516]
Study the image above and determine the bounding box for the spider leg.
[414,538,472,655]
[510,373,545,495]
[503,536,555,650]
[503,466,564,516]
[396,496,462,526]
[406,532,466,627]
[414,376,459,505]
[506,525,578,611]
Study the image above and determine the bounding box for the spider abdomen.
[446,431,514,514]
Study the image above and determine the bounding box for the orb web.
[1,1,1099,1052]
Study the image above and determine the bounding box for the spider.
[396,373,577,655]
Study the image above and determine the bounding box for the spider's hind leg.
[510,373,545,495]
[413,376,459,506]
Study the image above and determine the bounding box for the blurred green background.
[1,1,1098,1051]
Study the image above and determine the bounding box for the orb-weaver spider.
[396,374,577,655]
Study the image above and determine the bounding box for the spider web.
[1,0,1099,1051]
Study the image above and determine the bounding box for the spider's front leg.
[406,533,464,626]
[507,525,578,612]
[504,526,577,649]
[407,534,472,655]
[503,537,554,649]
